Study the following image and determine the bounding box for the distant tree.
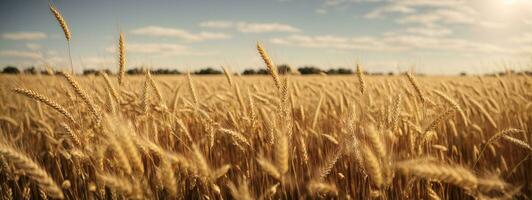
[387,72,395,76]
[298,66,322,75]
[195,67,222,75]
[83,69,99,75]
[257,69,268,75]
[327,68,353,75]
[2,66,20,74]
[126,68,144,75]
[101,69,113,75]
[460,72,468,76]
[150,68,181,75]
[23,67,37,75]
[242,69,257,75]
[277,64,292,75]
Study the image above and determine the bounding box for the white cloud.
[405,26,452,37]
[397,8,476,26]
[322,0,388,7]
[26,43,42,50]
[315,8,328,14]
[79,56,115,68]
[271,34,404,51]
[364,0,509,30]
[199,21,234,28]
[510,33,532,44]
[2,32,47,40]
[0,50,43,59]
[271,33,507,54]
[198,21,300,33]
[106,43,213,56]
[523,19,532,26]
[236,22,300,33]
[130,26,230,41]
[365,0,465,19]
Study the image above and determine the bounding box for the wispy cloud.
[404,26,452,37]
[0,50,43,59]
[363,0,510,29]
[2,32,47,40]
[26,43,42,51]
[130,26,231,42]
[271,33,507,54]
[199,21,234,28]
[199,21,301,33]
[237,22,300,33]
[271,34,402,51]
[322,0,388,7]
[106,42,214,56]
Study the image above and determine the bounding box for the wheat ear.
[101,72,121,103]
[502,135,532,151]
[146,70,163,103]
[433,89,468,126]
[356,64,366,94]
[97,174,133,196]
[49,3,73,74]
[469,98,497,129]
[59,71,101,125]
[395,159,478,191]
[118,32,126,86]
[257,42,281,90]
[405,72,425,103]
[361,144,384,188]
[256,156,281,181]
[307,180,338,196]
[49,4,70,41]
[474,128,524,166]
[59,123,81,146]
[0,143,64,199]
[221,66,234,86]
[274,130,289,175]
[13,88,76,124]
[187,72,199,105]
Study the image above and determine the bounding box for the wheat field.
[0,55,530,199]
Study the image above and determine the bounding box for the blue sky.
[1,0,532,74]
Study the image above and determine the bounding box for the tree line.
[2,65,529,76]
[1,65,360,75]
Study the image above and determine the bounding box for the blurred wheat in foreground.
[0,49,531,199]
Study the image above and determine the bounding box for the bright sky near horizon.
[1,0,532,74]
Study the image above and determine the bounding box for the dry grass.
[0,47,531,199]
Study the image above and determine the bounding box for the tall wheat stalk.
[49,2,73,74]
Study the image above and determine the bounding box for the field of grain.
[0,62,530,199]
